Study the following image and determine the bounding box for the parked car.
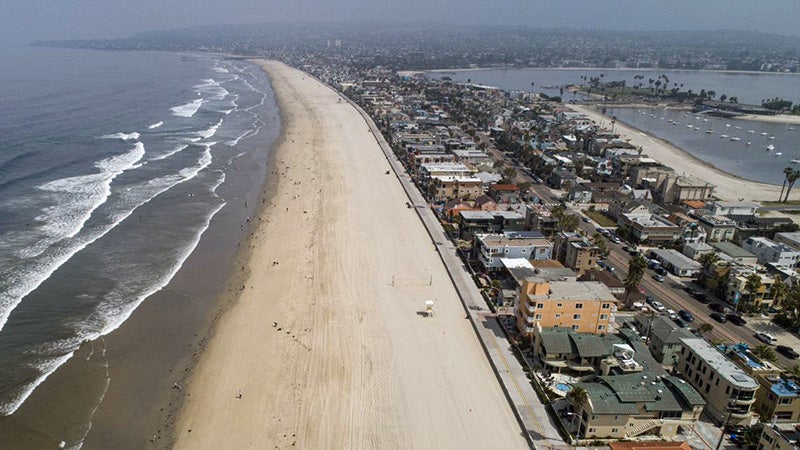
[646,296,656,306]
[654,267,668,276]
[610,236,621,244]
[695,294,711,304]
[679,310,694,322]
[709,303,727,313]
[756,332,778,345]
[667,309,678,320]
[777,345,800,359]
[582,217,591,223]
[710,312,727,323]
[726,314,747,326]
[673,318,688,328]
[652,301,666,312]
[653,274,666,282]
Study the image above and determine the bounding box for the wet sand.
[171,61,527,449]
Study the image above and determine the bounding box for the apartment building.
[678,338,759,426]
[553,231,601,275]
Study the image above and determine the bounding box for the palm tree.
[771,276,789,309]
[780,167,794,201]
[751,345,777,363]
[698,251,719,270]
[742,272,763,310]
[592,233,610,258]
[784,365,800,380]
[624,255,647,307]
[785,169,800,203]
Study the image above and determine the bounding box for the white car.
[755,332,778,345]
[652,301,666,312]
[666,309,678,320]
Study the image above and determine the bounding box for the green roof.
[571,333,613,358]
[539,329,574,354]
[663,376,706,406]
[711,241,756,259]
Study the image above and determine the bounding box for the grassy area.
[583,210,617,227]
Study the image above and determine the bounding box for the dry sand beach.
[172,61,527,449]
[571,104,785,202]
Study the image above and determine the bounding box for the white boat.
[726,124,731,127]
[746,141,751,145]
[706,130,714,134]
[735,126,741,130]
[730,137,741,141]
[693,126,700,130]
[775,152,782,156]
[720,134,729,138]
[761,132,768,136]
[687,124,693,128]
[766,144,775,151]
[703,118,709,122]
[791,159,800,164]
[790,127,796,131]
[769,136,775,140]
[747,130,755,134]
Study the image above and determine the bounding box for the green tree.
[698,251,719,270]
[566,385,589,409]
[624,255,647,306]
[742,272,763,310]
[592,233,610,258]
[779,167,794,202]
[771,276,789,309]
[698,323,714,335]
[559,214,580,232]
[751,345,777,363]
[785,170,800,203]
[784,365,800,379]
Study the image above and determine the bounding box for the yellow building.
[516,277,617,337]
[428,175,484,202]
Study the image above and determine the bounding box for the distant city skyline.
[2,0,799,46]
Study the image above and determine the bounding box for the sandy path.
[172,61,527,449]
[571,104,785,202]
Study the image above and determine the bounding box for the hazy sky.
[3,0,799,45]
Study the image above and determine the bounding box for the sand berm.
[171,61,528,448]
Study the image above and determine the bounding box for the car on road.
[610,236,621,244]
[666,309,678,320]
[777,345,800,359]
[756,332,778,345]
[646,296,656,306]
[673,318,688,328]
[694,293,711,304]
[679,310,694,322]
[709,303,727,313]
[582,217,591,223]
[726,314,747,326]
[710,312,727,323]
[653,274,666,282]
[651,301,666,312]
[654,267,668,276]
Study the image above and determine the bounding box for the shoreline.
[171,60,527,448]
[570,104,785,202]
[417,66,800,76]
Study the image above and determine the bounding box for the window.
[614,415,620,420]
[779,398,793,405]
[537,303,544,309]
[555,314,561,319]
[588,428,596,433]
[557,303,563,308]
[611,428,619,433]
[602,303,610,309]
[575,303,584,309]
[600,314,608,320]
[572,325,580,331]
[726,386,731,395]
[535,314,543,320]
[573,314,581,320]
[598,325,605,331]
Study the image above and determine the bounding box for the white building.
[474,232,553,271]
[742,236,800,269]
[709,201,760,218]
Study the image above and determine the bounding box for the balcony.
[524,303,536,315]
[732,396,756,406]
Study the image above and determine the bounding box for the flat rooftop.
[526,278,616,301]
[680,338,758,390]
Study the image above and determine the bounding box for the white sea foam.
[150,144,189,161]
[194,79,230,101]
[212,67,229,74]
[197,118,223,140]
[100,132,140,141]
[170,99,204,118]
[0,147,221,416]
[147,121,164,129]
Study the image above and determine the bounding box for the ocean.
[0,45,280,427]
[425,68,800,184]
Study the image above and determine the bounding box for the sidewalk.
[348,96,567,449]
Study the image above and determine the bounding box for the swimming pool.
[556,382,572,392]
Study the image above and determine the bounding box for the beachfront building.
[474,232,553,272]
[567,329,705,440]
[578,269,625,297]
[711,241,759,266]
[457,210,526,240]
[428,175,483,202]
[654,174,716,206]
[758,423,800,450]
[697,214,737,242]
[755,375,800,422]
[488,184,521,203]
[618,213,680,245]
[708,201,761,219]
[678,337,759,426]
[640,315,694,365]
[515,277,616,338]
[775,232,800,252]
[553,231,601,276]
[743,237,800,269]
